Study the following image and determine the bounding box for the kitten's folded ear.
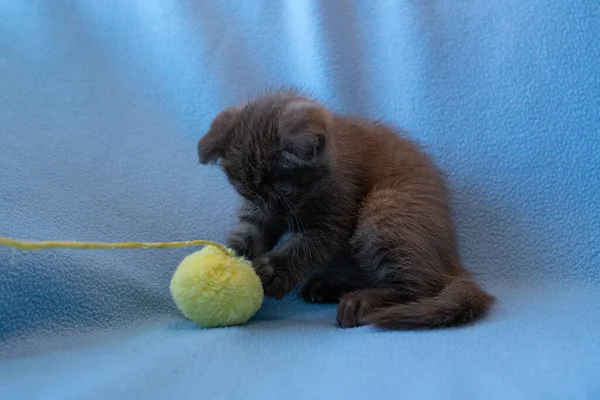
[197,107,239,164]
[280,101,330,165]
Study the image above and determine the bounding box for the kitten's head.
[198,91,333,216]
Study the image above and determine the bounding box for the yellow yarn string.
[0,236,230,255]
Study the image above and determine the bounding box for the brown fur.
[198,88,494,329]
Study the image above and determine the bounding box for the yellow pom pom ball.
[169,246,263,328]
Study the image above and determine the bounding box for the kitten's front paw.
[300,275,345,303]
[226,235,261,260]
[252,256,294,300]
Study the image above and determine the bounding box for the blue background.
[1,1,599,399]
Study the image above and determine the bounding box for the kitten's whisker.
[295,212,308,233]
[255,193,266,204]
[277,193,305,232]
[280,194,295,213]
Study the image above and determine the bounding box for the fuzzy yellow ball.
[169,246,264,328]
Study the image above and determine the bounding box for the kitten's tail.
[361,277,494,329]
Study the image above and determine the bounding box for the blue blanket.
[1,1,599,398]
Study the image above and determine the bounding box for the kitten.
[197,88,494,329]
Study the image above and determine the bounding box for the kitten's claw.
[252,255,274,283]
[226,227,269,260]
[252,256,293,300]
[226,237,253,260]
[300,276,344,303]
[337,293,374,328]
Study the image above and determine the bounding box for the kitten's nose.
[261,202,279,217]
[262,206,277,217]
[255,198,271,215]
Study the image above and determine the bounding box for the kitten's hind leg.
[341,186,492,329]
[337,288,409,328]
[340,186,448,328]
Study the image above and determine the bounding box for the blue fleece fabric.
[1,1,599,399]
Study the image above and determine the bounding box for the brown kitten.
[198,88,494,329]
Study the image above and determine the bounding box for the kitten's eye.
[279,184,294,196]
